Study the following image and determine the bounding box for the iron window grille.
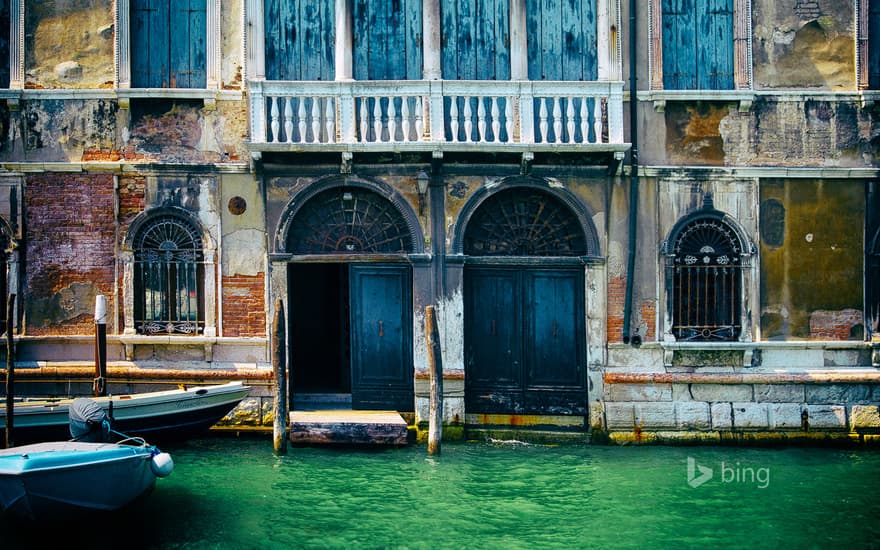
[287,186,413,254]
[133,214,205,335]
[464,188,587,257]
[671,217,743,341]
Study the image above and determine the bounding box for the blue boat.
[0,398,174,521]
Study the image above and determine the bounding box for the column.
[335,0,353,80]
[423,0,441,80]
[245,0,266,80]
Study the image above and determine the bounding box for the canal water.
[3,436,879,549]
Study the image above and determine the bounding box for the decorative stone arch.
[451,176,601,257]
[121,207,217,337]
[275,175,425,256]
[661,200,756,342]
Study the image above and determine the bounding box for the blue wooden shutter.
[265,0,335,80]
[662,0,697,89]
[697,0,733,89]
[170,0,207,88]
[353,0,422,80]
[871,0,880,88]
[132,0,206,88]
[441,0,510,80]
[0,3,9,88]
[526,0,597,81]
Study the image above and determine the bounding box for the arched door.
[286,185,415,411]
[463,187,589,415]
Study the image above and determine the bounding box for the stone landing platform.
[288,410,409,445]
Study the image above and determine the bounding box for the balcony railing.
[248,80,626,152]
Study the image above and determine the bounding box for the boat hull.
[0,442,158,521]
[0,382,251,444]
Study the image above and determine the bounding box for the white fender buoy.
[151,452,174,477]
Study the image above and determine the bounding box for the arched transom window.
[464,188,587,256]
[133,214,205,335]
[287,186,413,254]
[671,216,743,341]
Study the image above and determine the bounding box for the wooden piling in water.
[5,294,15,449]
[273,298,288,455]
[425,305,443,455]
[93,295,108,397]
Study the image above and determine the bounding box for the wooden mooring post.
[5,294,15,449]
[273,298,288,455]
[425,305,443,455]
[93,295,108,397]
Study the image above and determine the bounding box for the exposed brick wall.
[809,309,863,340]
[82,149,146,162]
[639,300,656,341]
[607,276,625,343]
[222,273,266,337]
[25,173,116,335]
[118,175,146,222]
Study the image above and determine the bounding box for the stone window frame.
[660,199,757,348]
[858,0,877,90]
[647,0,753,92]
[122,206,217,339]
[5,0,23,91]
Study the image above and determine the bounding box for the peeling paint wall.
[221,0,244,89]
[760,179,864,340]
[25,0,115,89]
[752,0,854,90]
[24,172,116,335]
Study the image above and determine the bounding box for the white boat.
[0,381,251,444]
[0,438,174,521]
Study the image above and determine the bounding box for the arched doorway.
[285,184,417,411]
[460,184,594,415]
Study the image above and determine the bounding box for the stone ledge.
[605,370,880,385]
[606,430,880,446]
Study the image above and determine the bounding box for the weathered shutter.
[697,0,733,89]
[132,0,170,87]
[265,0,335,80]
[353,0,422,80]
[441,0,510,80]
[526,0,597,81]
[0,3,9,88]
[870,0,880,88]
[662,0,697,89]
[132,0,206,88]
[170,0,207,88]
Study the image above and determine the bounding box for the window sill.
[639,89,880,112]
[2,88,242,106]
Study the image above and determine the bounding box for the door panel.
[349,265,413,411]
[465,269,520,387]
[525,271,584,388]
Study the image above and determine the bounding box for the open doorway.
[288,263,351,396]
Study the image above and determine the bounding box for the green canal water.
[3,436,879,549]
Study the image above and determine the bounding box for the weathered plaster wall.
[24,172,116,335]
[221,0,244,90]
[760,178,864,340]
[25,0,115,89]
[752,0,854,90]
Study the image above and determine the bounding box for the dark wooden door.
[349,265,413,411]
[465,267,586,415]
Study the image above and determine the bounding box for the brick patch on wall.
[809,309,863,340]
[607,276,625,343]
[222,273,266,337]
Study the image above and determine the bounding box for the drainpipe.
[622,0,639,345]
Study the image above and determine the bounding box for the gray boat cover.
[69,398,110,442]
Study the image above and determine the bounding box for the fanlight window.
[133,215,205,335]
[671,217,742,341]
[287,187,413,254]
[464,188,587,256]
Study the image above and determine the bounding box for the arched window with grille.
[133,214,205,335]
[668,214,745,342]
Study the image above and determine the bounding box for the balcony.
[247,80,628,162]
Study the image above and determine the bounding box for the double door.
[465,266,586,415]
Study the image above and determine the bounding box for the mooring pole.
[273,298,288,455]
[5,294,15,449]
[93,295,108,397]
[425,305,443,455]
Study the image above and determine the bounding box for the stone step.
[289,409,409,445]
